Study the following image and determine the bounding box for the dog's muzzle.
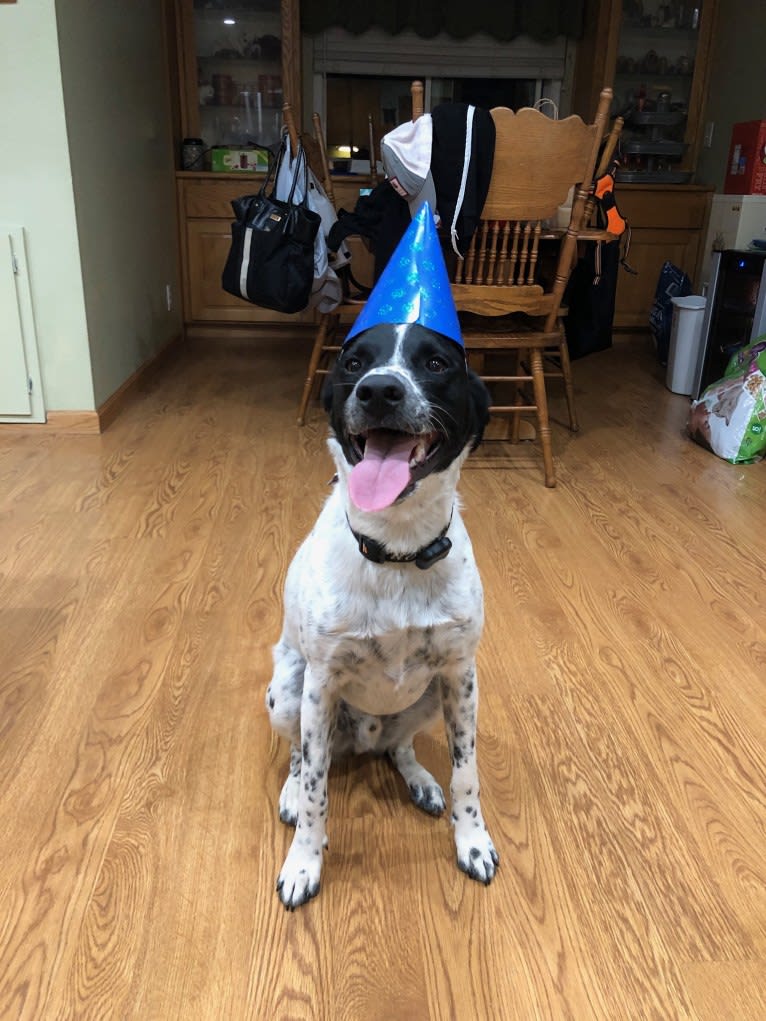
[343,372,443,513]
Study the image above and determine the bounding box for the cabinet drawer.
[618,188,710,230]
[183,175,374,219]
[183,178,264,219]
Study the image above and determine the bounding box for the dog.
[266,321,497,910]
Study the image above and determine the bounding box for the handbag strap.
[261,132,309,209]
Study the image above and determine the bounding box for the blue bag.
[649,261,691,366]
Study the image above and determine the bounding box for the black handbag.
[222,138,321,314]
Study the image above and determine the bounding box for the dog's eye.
[344,356,362,373]
[426,356,447,373]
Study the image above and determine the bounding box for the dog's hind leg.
[388,742,446,817]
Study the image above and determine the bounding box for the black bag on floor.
[222,139,320,314]
[649,260,692,366]
[564,240,620,360]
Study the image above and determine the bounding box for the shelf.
[621,22,700,40]
[193,3,280,19]
[198,55,281,65]
[201,103,283,110]
[615,170,693,184]
[629,110,686,126]
[615,71,693,82]
[622,140,686,156]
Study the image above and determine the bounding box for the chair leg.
[509,349,523,443]
[529,347,556,488]
[557,334,579,433]
[298,313,334,426]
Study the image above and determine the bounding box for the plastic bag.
[687,338,766,463]
[649,261,691,366]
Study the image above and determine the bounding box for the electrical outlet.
[704,121,714,148]
[165,283,173,312]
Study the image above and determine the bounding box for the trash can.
[666,295,707,395]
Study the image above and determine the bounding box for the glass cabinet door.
[180,0,300,165]
[614,1,708,183]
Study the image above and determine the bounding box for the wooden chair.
[535,112,624,428]
[450,87,615,487]
[297,82,425,425]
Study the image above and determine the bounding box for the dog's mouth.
[347,428,442,512]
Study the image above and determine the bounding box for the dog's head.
[322,323,490,513]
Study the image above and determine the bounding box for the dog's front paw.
[409,782,446,816]
[276,845,323,910]
[455,826,499,885]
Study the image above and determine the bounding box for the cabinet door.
[179,0,301,153]
[612,185,710,329]
[186,219,314,324]
[572,0,718,178]
[614,227,702,329]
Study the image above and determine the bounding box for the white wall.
[0,0,95,411]
[697,1,766,190]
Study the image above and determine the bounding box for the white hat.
[381,113,439,222]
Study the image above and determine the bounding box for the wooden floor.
[1,333,765,1020]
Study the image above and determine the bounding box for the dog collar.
[347,509,453,570]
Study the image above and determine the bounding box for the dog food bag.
[687,338,766,463]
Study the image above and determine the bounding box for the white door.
[0,227,45,422]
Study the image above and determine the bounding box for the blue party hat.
[345,204,463,348]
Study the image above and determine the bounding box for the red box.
[724,120,766,194]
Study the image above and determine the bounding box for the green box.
[211,147,269,173]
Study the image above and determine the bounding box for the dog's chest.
[325,620,473,716]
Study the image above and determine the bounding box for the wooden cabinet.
[573,1,718,329]
[179,175,312,324]
[173,0,310,327]
[613,184,712,329]
[572,0,718,175]
[175,0,301,150]
[178,173,374,326]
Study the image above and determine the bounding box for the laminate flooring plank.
[1,335,764,1021]
[472,458,766,959]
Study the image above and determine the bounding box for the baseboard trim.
[96,331,183,432]
[47,411,102,433]
[0,332,184,436]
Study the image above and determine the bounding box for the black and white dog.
[266,321,498,910]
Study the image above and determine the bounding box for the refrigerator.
[692,248,766,398]
[701,195,766,273]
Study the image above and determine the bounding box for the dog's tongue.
[349,430,414,512]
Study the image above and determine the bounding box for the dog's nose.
[355,374,405,417]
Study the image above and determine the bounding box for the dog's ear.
[467,369,491,450]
